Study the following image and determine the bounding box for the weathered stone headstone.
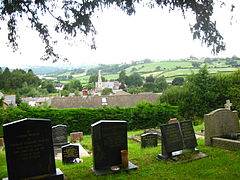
[157,120,198,159]
[70,132,83,143]
[204,108,240,150]
[91,120,138,175]
[52,125,69,147]
[62,144,79,164]
[3,118,64,180]
[141,133,158,148]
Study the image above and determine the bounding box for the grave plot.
[157,120,207,161]
[3,118,64,180]
[204,108,240,150]
[91,120,138,175]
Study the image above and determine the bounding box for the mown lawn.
[1,127,240,180]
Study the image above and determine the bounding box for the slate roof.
[50,93,160,109]
[3,95,17,107]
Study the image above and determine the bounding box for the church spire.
[97,70,103,89]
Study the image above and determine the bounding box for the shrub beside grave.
[0,102,180,134]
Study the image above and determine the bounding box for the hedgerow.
[0,102,180,136]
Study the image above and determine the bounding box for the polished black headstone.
[91,120,138,175]
[157,120,198,160]
[3,118,64,180]
[180,121,197,149]
[52,125,69,147]
[62,144,79,164]
[141,133,158,148]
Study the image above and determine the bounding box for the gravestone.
[91,120,138,175]
[224,100,232,110]
[3,118,64,180]
[204,108,240,150]
[62,144,79,164]
[157,120,198,159]
[141,133,158,148]
[52,125,69,147]
[70,132,83,143]
[168,118,178,124]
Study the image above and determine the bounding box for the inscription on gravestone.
[62,144,79,164]
[181,121,197,149]
[141,133,158,148]
[3,118,64,180]
[91,120,138,175]
[92,120,127,170]
[157,120,198,159]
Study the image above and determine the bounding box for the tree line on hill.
[0,67,85,99]
[159,66,240,120]
[86,60,153,76]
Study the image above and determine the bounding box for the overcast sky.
[1,1,240,68]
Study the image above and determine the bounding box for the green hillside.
[40,58,240,84]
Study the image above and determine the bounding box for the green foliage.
[0,67,41,95]
[143,82,156,92]
[88,74,106,85]
[145,75,155,82]
[0,102,179,134]
[172,77,185,86]
[68,79,83,91]
[17,82,48,97]
[126,73,143,87]
[125,86,143,94]
[101,88,113,95]
[118,70,128,84]
[41,80,57,93]
[160,68,240,119]
[154,76,168,92]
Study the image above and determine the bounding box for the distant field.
[38,59,240,83]
[125,61,193,74]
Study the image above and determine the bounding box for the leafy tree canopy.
[101,88,113,95]
[1,0,229,62]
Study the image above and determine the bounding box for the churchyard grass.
[1,128,240,179]
[193,123,204,132]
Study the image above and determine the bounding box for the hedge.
[0,102,180,136]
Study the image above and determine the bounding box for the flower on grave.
[73,158,83,163]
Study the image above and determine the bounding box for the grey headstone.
[52,125,69,147]
[204,108,239,146]
[141,133,158,148]
[3,118,64,180]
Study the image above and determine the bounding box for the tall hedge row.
[0,102,180,136]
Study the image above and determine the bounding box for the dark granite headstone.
[180,121,198,149]
[62,144,79,164]
[52,125,69,147]
[157,120,198,160]
[3,118,64,180]
[141,133,158,148]
[91,120,138,175]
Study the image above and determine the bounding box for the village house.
[50,93,161,109]
[0,93,17,108]
[21,97,51,107]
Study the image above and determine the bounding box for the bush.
[0,102,180,135]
